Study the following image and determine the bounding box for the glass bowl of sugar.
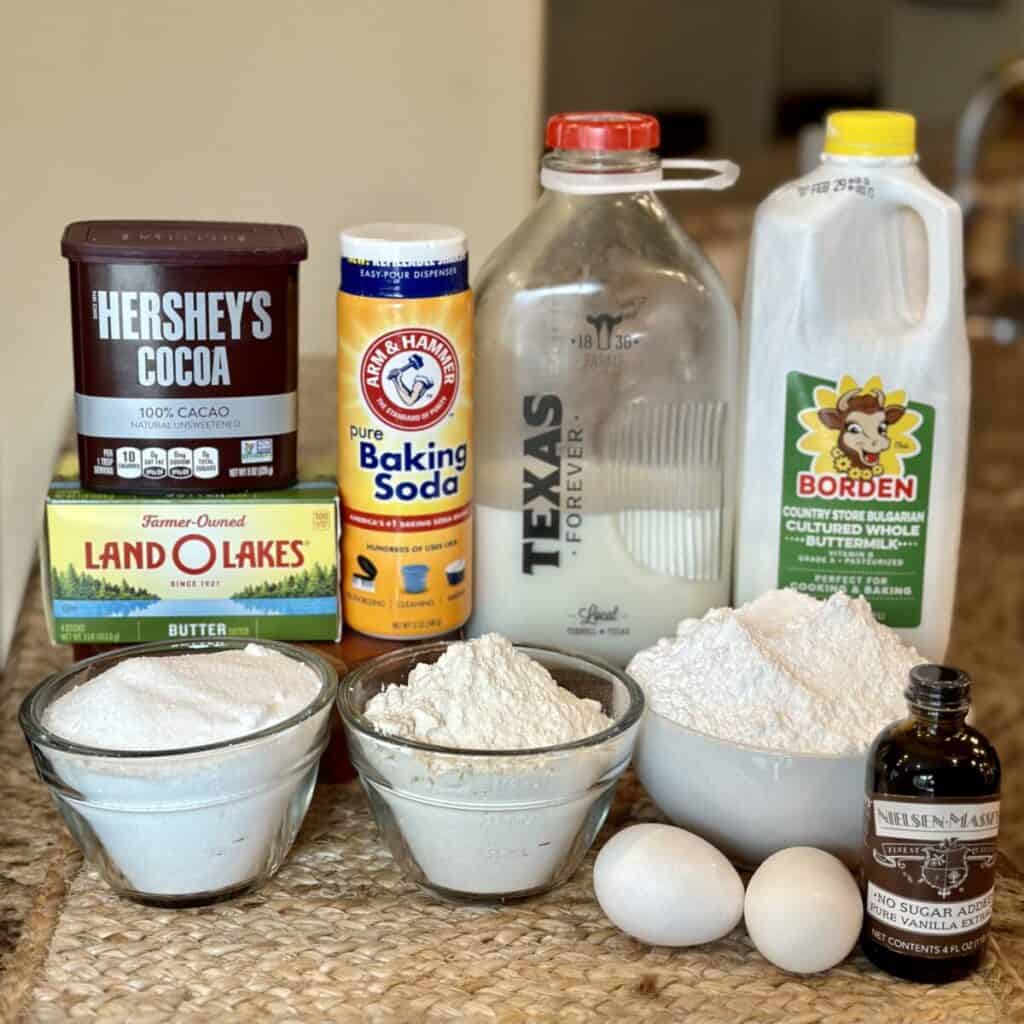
[20,639,337,907]
[337,636,645,902]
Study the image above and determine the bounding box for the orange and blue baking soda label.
[337,226,472,639]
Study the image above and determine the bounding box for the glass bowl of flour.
[20,639,337,906]
[338,636,645,902]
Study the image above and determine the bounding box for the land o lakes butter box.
[42,478,340,644]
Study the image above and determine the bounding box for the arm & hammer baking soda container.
[469,112,740,665]
[338,225,472,639]
[735,111,969,661]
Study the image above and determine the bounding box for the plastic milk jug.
[735,111,969,660]
[469,112,740,665]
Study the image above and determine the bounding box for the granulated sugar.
[38,643,329,900]
[364,633,611,749]
[627,590,924,755]
[44,643,319,750]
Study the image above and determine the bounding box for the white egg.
[593,823,744,946]
[744,846,863,974]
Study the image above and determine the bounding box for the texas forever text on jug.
[337,224,472,640]
[62,221,307,493]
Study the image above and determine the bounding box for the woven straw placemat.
[7,775,1024,1023]
[0,575,1021,1023]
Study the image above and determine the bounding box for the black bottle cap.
[906,664,971,712]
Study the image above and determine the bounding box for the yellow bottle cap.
[823,110,916,158]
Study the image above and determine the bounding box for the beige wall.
[778,0,884,95]
[0,0,544,664]
[884,0,1024,122]
[544,0,780,155]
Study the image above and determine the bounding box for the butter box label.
[43,480,340,643]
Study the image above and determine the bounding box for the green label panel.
[54,614,339,644]
[778,371,934,627]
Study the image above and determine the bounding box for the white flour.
[364,633,611,749]
[628,590,924,755]
[44,644,319,750]
[354,635,632,898]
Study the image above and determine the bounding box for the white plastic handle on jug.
[659,159,740,191]
[540,159,740,195]
[875,176,963,334]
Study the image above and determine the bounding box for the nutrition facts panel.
[95,444,225,482]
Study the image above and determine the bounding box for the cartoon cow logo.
[817,388,906,480]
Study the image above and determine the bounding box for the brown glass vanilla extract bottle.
[862,665,1001,983]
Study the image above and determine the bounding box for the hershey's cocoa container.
[62,221,307,493]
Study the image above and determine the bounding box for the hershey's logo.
[93,290,272,342]
[522,394,562,574]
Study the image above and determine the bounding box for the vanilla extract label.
[864,795,999,960]
[866,883,994,938]
[874,801,999,839]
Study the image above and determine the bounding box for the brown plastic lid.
[61,220,308,265]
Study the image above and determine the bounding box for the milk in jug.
[470,112,740,664]
[735,111,969,660]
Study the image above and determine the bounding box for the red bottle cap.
[545,112,660,152]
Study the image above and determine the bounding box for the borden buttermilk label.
[778,372,935,627]
[337,228,472,639]
[43,479,340,643]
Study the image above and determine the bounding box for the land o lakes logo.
[796,375,922,501]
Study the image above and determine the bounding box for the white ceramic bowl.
[635,706,865,869]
